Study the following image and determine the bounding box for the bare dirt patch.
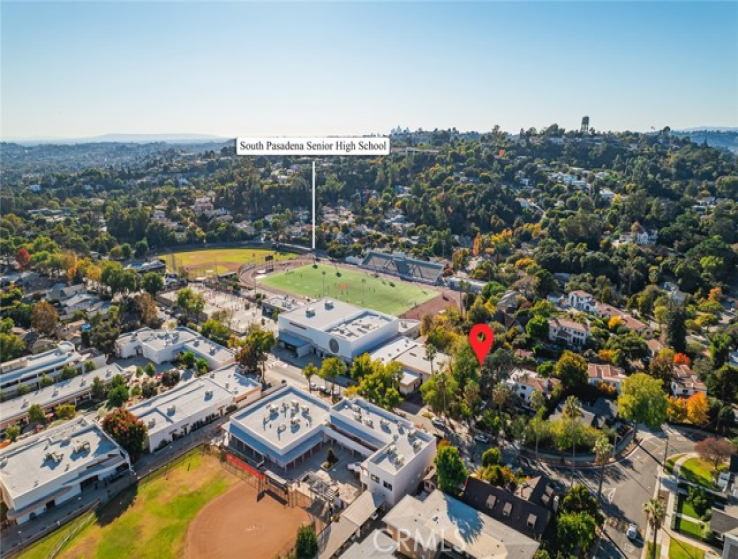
[185,483,311,559]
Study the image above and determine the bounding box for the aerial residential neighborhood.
[1,1,737,559]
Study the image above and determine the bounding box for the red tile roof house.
[587,363,627,394]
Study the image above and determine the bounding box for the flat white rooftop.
[117,327,233,364]
[128,376,235,438]
[0,417,126,500]
[227,386,331,457]
[280,298,396,334]
[331,399,434,475]
[369,337,447,377]
[1,364,132,424]
[0,342,81,384]
[326,311,393,341]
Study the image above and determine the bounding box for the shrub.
[481,447,502,468]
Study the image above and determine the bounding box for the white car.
[626,524,638,540]
[309,382,320,391]
[474,434,490,444]
[431,417,446,429]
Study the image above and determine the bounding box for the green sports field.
[258,263,438,315]
[164,248,296,277]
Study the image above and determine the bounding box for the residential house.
[568,291,598,314]
[505,368,559,404]
[587,363,627,394]
[383,489,539,559]
[548,317,589,348]
[671,364,707,398]
[461,476,556,540]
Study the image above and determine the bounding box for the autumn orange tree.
[686,392,709,426]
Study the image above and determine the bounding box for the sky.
[1,1,737,140]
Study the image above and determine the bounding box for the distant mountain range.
[5,133,231,146]
[671,128,738,154]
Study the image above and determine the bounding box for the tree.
[555,351,588,389]
[294,524,318,559]
[563,396,583,487]
[31,301,59,337]
[16,247,30,269]
[350,359,402,410]
[421,371,457,417]
[643,498,666,559]
[425,343,438,376]
[102,408,147,462]
[134,239,149,258]
[179,351,195,369]
[84,360,96,372]
[141,272,164,297]
[195,358,209,375]
[39,374,54,388]
[142,382,158,399]
[665,303,687,354]
[200,318,230,346]
[710,334,733,369]
[91,376,106,400]
[303,363,318,390]
[319,357,347,396]
[695,437,736,472]
[234,327,276,382]
[686,392,709,426]
[162,369,182,386]
[137,293,159,327]
[708,365,738,405]
[666,396,688,423]
[526,315,548,340]
[649,349,675,386]
[28,404,46,424]
[481,447,502,467]
[175,288,205,322]
[0,332,26,362]
[435,445,468,495]
[492,384,510,415]
[16,384,30,396]
[618,373,667,437]
[145,362,157,377]
[55,403,76,420]
[562,483,599,519]
[60,365,78,381]
[5,425,20,442]
[557,511,597,556]
[594,436,613,502]
[107,385,130,407]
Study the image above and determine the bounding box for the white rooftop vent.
[205,390,213,398]
[306,307,315,317]
[167,405,176,415]
[324,300,334,309]
[364,418,374,428]
[412,439,422,451]
[381,419,390,427]
[352,404,362,413]
[408,428,416,438]
[277,423,286,433]
[291,417,301,426]
[149,418,156,427]
[395,456,405,466]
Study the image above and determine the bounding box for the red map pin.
[469,323,494,366]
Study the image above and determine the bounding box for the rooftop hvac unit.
[387,444,396,455]
[396,456,405,466]
[277,423,286,433]
[149,418,156,427]
[364,418,374,427]
[408,428,416,438]
[167,405,176,415]
[352,404,362,413]
[291,417,301,426]
[325,300,334,309]
[392,433,399,441]
[205,390,213,398]
[381,419,390,427]
[306,307,315,317]
[412,439,422,450]
[73,441,91,453]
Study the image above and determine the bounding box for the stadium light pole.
[312,160,316,252]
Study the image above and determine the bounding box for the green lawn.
[679,499,703,521]
[665,454,685,475]
[676,517,704,539]
[647,542,661,559]
[259,263,439,315]
[680,458,717,489]
[19,450,237,559]
[164,248,296,277]
[669,538,705,559]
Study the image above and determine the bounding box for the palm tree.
[425,343,438,377]
[594,436,614,502]
[303,363,318,392]
[492,384,510,416]
[643,498,666,559]
[562,396,583,487]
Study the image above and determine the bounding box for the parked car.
[431,417,447,429]
[309,382,320,391]
[474,434,490,444]
[626,524,638,540]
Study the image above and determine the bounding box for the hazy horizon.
[2,1,737,140]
